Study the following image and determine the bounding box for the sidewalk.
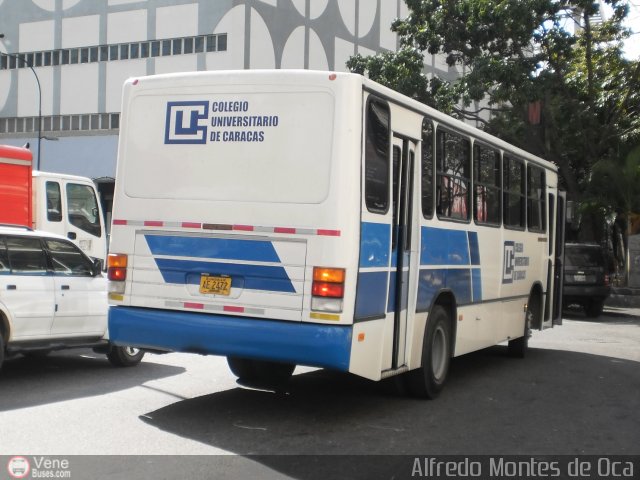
[606,286,640,308]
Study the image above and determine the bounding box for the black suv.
[563,243,611,317]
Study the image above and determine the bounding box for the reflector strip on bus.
[113,219,340,236]
[166,300,265,316]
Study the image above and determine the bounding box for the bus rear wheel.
[405,305,451,399]
[227,356,295,385]
[0,330,5,372]
[508,296,538,358]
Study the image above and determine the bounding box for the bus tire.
[107,345,145,367]
[0,330,5,371]
[227,356,295,385]
[508,296,538,358]
[405,305,451,399]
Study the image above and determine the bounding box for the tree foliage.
[347,0,640,232]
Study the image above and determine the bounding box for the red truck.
[0,144,33,227]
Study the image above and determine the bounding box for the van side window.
[45,239,93,276]
[527,165,546,232]
[436,128,471,221]
[364,98,390,214]
[503,155,526,229]
[5,236,48,274]
[46,181,63,222]
[66,183,102,237]
[421,119,434,218]
[0,238,9,273]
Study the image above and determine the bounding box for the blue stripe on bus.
[420,227,470,266]
[355,271,388,319]
[467,231,480,265]
[145,235,281,263]
[472,268,482,302]
[154,258,296,293]
[359,222,390,268]
[417,268,472,310]
[109,306,352,371]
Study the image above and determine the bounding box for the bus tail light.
[311,267,345,313]
[108,254,127,295]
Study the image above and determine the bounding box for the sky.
[605,0,640,59]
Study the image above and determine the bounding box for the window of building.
[162,40,171,56]
[184,37,194,54]
[172,38,182,55]
[194,36,204,53]
[218,34,228,51]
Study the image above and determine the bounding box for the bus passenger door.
[552,191,566,325]
[390,137,416,369]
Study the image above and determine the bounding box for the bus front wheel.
[405,305,452,399]
[227,356,295,385]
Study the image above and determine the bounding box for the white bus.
[108,70,565,397]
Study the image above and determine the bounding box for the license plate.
[199,275,231,295]
[573,274,586,282]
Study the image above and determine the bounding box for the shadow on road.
[139,346,639,476]
[563,306,640,325]
[0,349,184,411]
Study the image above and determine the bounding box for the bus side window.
[422,119,434,218]
[527,165,546,232]
[364,98,390,214]
[473,144,501,225]
[503,155,526,229]
[46,181,63,222]
[436,128,470,221]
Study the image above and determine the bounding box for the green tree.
[348,0,640,227]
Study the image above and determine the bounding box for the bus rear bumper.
[108,306,352,371]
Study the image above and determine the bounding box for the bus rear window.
[124,91,335,204]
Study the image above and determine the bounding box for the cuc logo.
[164,101,209,144]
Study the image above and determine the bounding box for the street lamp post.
[0,33,43,170]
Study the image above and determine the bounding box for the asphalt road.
[0,307,638,479]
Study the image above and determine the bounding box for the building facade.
[0,0,457,182]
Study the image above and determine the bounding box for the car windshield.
[565,247,603,268]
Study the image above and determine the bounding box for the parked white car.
[0,224,143,370]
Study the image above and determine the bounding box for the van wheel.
[509,297,537,358]
[107,346,144,367]
[227,356,295,385]
[405,305,451,399]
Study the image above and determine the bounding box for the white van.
[0,225,143,371]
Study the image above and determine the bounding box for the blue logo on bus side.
[164,101,209,144]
